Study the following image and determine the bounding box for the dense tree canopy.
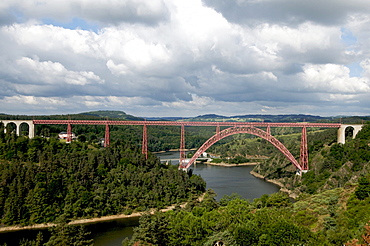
[1,117,369,245]
[0,131,205,227]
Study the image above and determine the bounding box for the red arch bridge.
[1,120,362,172]
[24,120,355,173]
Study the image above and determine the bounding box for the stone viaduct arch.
[337,124,363,144]
[180,126,304,171]
[0,120,35,138]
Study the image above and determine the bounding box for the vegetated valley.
[128,121,370,245]
[0,115,206,245]
[0,112,369,245]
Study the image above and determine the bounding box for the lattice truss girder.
[181,126,304,171]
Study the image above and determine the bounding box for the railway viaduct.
[0,120,364,172]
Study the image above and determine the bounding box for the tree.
[345,222,370,246]
[355,175,370,200]
[45,224,93,246]
[131,212,170,245]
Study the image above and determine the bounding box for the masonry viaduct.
[0,120,364,171]
[0,120,35,138]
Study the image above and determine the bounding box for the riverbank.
[0,193,206,233]
[249,171,298,199]
[153,148,197,153]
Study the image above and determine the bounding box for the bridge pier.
[337,124,363,144]
[180,124,186,164]
[300,126,308,170]
[142,124,148,159]
[104,123,110,147]
[66,123,72,143]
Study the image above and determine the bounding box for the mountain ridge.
[1,110,369,123]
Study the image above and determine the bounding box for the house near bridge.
[58,132,76,140]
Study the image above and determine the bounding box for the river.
[91,151,279,245]
[157,151,280,201]
[0,151,279,246]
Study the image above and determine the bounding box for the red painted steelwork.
[180,126,303,170]
[300,126,308,170]
[216,124,220,136]
[33,119,342,169]
[104,123,110,147]
[142,124,148,159]
[67,123,72,143]
[180,125,186,166]
[33,120,341,128]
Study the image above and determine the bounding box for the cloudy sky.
[1,0,370,117]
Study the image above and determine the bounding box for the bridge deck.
[33,120,342,128]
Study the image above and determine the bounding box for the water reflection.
[90,217,139,246]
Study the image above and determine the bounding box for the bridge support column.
[215,125,221,142]
[104,123,110,147]
[338,125,363,144]
[142,124,148,159]
[16,122,21,136]
[300,126,308,170]
[66,123,72,143]
[180,124,186,166]
[29,122,35,138]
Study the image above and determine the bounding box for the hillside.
[250,123,370,197]
[192,113,334,122]
[125,123,370,246]
[148,113,337,122]
[126,180,370,245]
[80,110,143,121]
[0,110,142,121]
[148,113,370,123]
[1,114,369,245]
[0,128,206,245]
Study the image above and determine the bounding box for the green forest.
[0,121,205,245]
[127,122,370,245]
[0,114,369,245]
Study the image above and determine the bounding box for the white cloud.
[300,63,369,94]
[0,0,170,26]
[0,0,370,116]
[15,56,104,86]
[360,59,370,79]
[3,23,102,58]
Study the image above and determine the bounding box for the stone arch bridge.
[0,120,35,138]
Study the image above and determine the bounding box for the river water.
[91,151,279,245]
[0,151,279,246]
[157,151,279,201]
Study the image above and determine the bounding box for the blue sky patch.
[41,17,100,33]
[346,62,363,77]
[341,27,357,46]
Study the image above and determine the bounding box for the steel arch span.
[180,126,303,170]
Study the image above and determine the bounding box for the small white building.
[58,132,76,140]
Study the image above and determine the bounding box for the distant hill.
[0,110,143,121]
[1,110,369,123]
[81,110,144,121]
[149,114,339,123]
